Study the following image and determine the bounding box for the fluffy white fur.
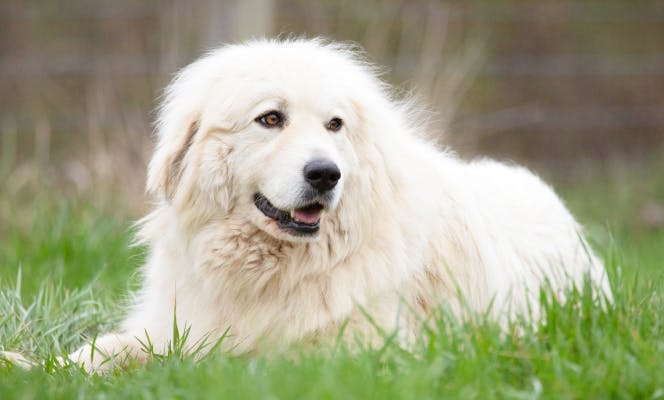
[25,39,614,371]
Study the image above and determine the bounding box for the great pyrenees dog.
[5,38,611,372]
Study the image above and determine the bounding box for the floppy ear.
[146,52,219,200]
[146,47,231,200]
[146,116,200,200]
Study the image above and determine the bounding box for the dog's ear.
[146,64,205,200]
[146,116,200,200]
[146,47,232,201]
[146,113,200,200]
[146,55,214,200]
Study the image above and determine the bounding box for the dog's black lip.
[253,193,321,235]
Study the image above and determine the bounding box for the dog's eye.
[326,117,343,132]
[256,111,284,128]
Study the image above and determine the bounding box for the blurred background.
[1,0,663,230]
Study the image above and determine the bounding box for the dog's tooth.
[290,210,295,219]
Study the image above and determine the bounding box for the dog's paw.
[0,351,38,369]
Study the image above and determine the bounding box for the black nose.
[303,159,341,192]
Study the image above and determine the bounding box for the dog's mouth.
[254,193,323,235]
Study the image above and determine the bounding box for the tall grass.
[0,226,663,398]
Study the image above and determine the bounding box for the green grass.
[1,165,663,399]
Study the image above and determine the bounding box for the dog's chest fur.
[164,215,428,352]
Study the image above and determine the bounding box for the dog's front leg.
[1,333,146,373]
[62,332,148,373]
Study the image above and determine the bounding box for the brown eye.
[326,117,343,132]
[256,111,284,128]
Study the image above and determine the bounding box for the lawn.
[1,162,663,399]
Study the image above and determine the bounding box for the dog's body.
[15,39,612,371]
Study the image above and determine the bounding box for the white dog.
[6,38,612,372]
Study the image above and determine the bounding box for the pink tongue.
[293,208,321,224]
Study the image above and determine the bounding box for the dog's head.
[146,39,391,243]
